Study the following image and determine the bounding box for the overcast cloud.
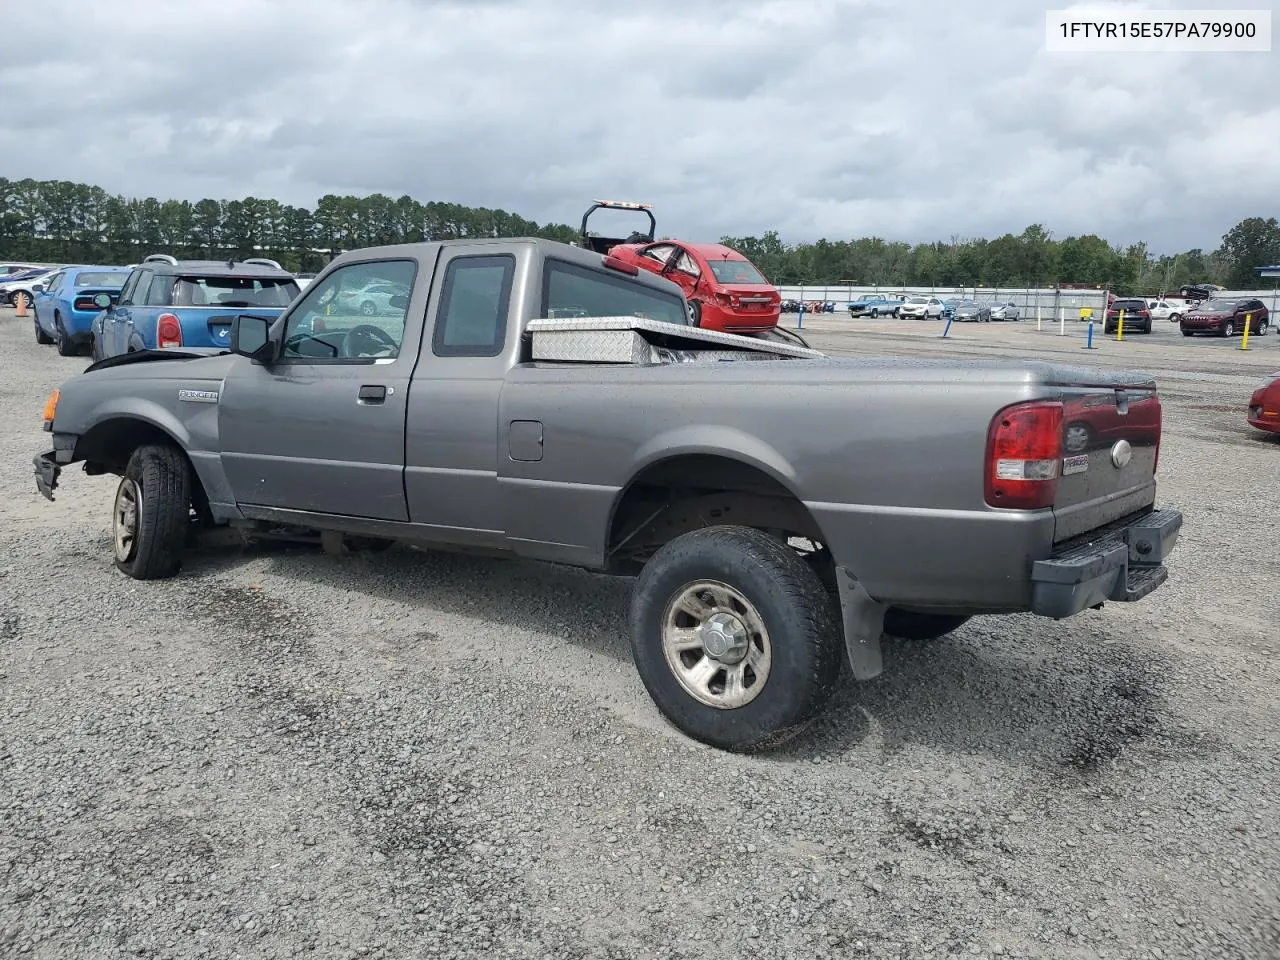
[0,0,1275,253]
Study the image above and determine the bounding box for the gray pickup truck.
[33,237,1183,751]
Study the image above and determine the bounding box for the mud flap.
[835,567,886,680]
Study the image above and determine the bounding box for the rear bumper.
[1030,508,1182,618]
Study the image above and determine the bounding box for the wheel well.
[605,454,826,575]
[74,419,208,512]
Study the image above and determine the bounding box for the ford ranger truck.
[32,237,1183,752]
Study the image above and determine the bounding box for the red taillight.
[157,313,182,348]
[603,255,638,275]
[984,400,1064,509]
[74,296,101,311]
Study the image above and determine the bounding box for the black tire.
[54,313,77,356]
[1170,313,1181,323]
[1257,320,1269,336]
[870,308,879,318]
[883,609,971,641]
[34,317,53,345]
[629,525,843,752]
[689,300,702,327]
[112,444,192,580]
[1144,319,1152,334]
[1222,320,1234,337]
[360,300,376,316]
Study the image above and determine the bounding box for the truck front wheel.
[629,525,843,752]
[112,444,192,580]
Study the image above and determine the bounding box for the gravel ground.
[2,305,1279,960]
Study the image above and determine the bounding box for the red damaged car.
[1248,373,1280,434]
[579,200,781,334]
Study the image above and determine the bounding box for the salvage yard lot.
[2,307,1278,959]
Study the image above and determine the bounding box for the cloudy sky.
[1,0,1275,253]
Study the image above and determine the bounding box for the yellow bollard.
[1116,308,1124,341]
[1240,313,1251,351]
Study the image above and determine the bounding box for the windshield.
[707,259,767,285]
[1112,300,1146,310]
[1197,300,1236,312]
[171,276,300,307]
[74,272,127,288]
[907,296,929,304]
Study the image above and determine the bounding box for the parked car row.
[0,264,61,306]
[780,300,837,314]
[25,254,308,361]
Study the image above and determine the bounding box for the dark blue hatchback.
[91,255,301,361]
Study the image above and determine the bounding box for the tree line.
[1,176,1276,292]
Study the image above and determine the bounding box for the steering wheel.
[344,324,397,357]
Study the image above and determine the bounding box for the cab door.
[218,253,434,522]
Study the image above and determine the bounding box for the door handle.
[358,384,387,404]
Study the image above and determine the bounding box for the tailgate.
[1054,383,1161,542]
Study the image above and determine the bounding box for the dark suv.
[1103,298,1152,334]
[90,255,300,361]
[1180,298,1270,338]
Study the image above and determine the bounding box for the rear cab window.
[540,259,688,326]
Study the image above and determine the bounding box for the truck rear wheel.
[629,525,842,752]
[112,444,192,580]
[883,609,971,641]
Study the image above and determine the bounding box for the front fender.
[73,397,193,455]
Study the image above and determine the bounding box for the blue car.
[847,294,907,318]
[31,265,132,355]
[91,255,301,361]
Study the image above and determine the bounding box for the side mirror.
[31,283,44,294]
[230,314,277,362]
[389,294,409,310]
[93,293,112,309]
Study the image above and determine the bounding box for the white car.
[1147,298,1187,322]
[898,295,944,319]
[0,267,58,307]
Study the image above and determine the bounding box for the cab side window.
[432,255,514,357]
[281,259,416,361]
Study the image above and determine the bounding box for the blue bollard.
[1084,320,1095,349]
[940,315,953,339]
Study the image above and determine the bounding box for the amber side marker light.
[42,389,59,430]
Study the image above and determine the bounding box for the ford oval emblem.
[1110,439,1132,468]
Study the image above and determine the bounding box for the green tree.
[1219,216,1280,288]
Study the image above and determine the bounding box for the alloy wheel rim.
[113,477,141,562]
[661,580,772,710]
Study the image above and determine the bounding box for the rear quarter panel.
[497,357,1064,610]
